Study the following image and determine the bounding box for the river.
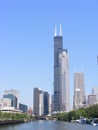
[0,120,98,130]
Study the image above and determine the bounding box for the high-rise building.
[4,89,19,108]
[54,25,70,112]
[3,94,17,108]
[88,95,96,106]
[33,88,43,116]
[44,92,50,115]
[59,50,70,111]
[92,87,98,102]
[39,92,44,116]
[33,88,51,116]
[51,95,54,112]
[73,72,86,110]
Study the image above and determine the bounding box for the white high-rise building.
[73,72,86,110]
[39,93,44,116]
[92,87,98,102]
[59,50,70,112]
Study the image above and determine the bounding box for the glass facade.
[54,27,70,112]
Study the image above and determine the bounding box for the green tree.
[86,104,98,118]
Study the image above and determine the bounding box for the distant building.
[51,95,54,112]
[48,94,51,115]
[33,88,43,116]
[39,92,44,116]
[59,50,70,112]
[0,98,11,109]
[43,92,50,115]
[33,88,51,116]
[19,103,28,113]
[88,95,96,106]
[73,72,86,110]
[4,89,19,108]
[92,87,98,102]
[0,107,22,113]
[27,107,32,116]
[3,94,17,108]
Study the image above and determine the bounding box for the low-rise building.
[19,103,28,113]
[0,98,12,109]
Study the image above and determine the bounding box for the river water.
[0,120,98,130]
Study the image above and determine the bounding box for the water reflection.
[0,120,98,130]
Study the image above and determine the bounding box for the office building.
[3,94,17,108]
[19,103,28,113]
[4,89,19,108]
[39,92,44,116]
[33,88,43,116]
[43,92,50,115]
[59,50,70,111]
[54,25,70,112]
[92,87,98,102]
[73,72,86,110]
[51,95,54,112]
[88,95,96,106]
[33,88,51,116]
[0,98,11,109]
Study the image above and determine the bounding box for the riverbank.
[0,111,34,125]
[0,120,24,125]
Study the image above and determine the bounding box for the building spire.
[54,24,57,36]
[60,24,62,36]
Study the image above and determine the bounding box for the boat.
[90,118,98,126]
[76,116,87,124]
[52,118,57,121]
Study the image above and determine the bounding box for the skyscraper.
[3,89,19,109]
[92,87,98,102]
[39,92,44,116]
[54,25,70,112]
[88,94,96,106]
[33,88,43,116]
[33,88,51,116]
[44,92,49,115]
[73,72,86,110]
[59,50,70,111]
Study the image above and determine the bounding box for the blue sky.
[0,0,98,108]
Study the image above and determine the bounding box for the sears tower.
[54,25,70,112]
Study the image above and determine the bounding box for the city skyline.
[0,0,98,108]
